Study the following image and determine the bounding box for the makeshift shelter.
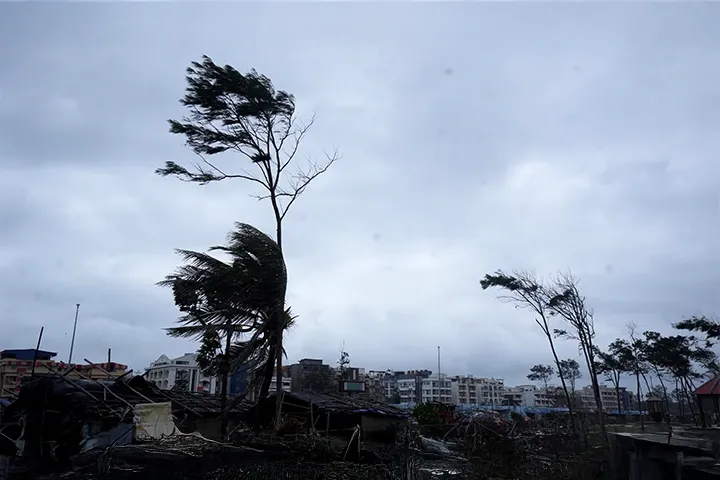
[694,374,720,427]
[0,373,253,464]
[247,392,408,441]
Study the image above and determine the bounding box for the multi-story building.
[421,375,453,404]
[578,385,629,412]
[477,377,505,406]
[145,353,218,393]
[450,375,479,405]
[289,358,334,393]
[390,370,432,404]
[0,349,128,398]
[449,376,506,406]
[503,384,553,407]
[364,370,391,402]
[396,377,419,403]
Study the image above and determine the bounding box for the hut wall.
[360,415,406,441]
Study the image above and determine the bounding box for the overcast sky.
[1,3,719,387]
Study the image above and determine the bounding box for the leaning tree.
[480,270,575,420]
[157,56,339,423]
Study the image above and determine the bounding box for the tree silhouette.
[158,56,339,425]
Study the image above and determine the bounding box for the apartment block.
[449,376,505,406]
[476,377,505,406]
[0,349,128,398]
[450,375,479,405]
[364,370,390,402]
[421,375,453,404]
[391,369,432,404]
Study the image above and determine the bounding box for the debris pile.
[453,413,605,480]
[51,432,411,480]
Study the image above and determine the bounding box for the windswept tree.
[641,330,718,424]
[157,56,339,422]
[527,364,554,395]
[675,315,720,346]
[160,223,288,436]
[480,271,575,419]
[547,272,607,443]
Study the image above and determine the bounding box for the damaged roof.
[269,392,407,417]
[1,375,251,420]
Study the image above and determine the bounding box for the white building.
[578,384,627,412]
[145,353,218,393]
[450,376,505,406]
[396,377,419,403]
[504,384,553,407]
[477,377,505,406]
[421,375,453,404]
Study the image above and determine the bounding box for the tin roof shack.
[247,392,408,442]
[0,372,251,471]
[0,375,147,468]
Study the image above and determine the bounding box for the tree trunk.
[258,344,277,400]
[541,324,576,434]
[579,328,608,446]
[681,377,698,425]
[271,201,285,429]
[636,372,644,431]
[219,326,233,439]
[545,330,573,410]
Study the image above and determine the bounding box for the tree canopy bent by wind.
[157,55,339,424]
[159,222,288,436]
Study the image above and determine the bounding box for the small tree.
[337,343,350,381]
[558,358,582,399]
[625,322,650,429]
[595,340,631,414]
[158,56,339,425]
[337,343,351,396]
[527,364,554,395]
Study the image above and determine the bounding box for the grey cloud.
[1,3,719,386]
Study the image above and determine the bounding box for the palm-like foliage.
[159,223,289,434]
[230,307,296,397]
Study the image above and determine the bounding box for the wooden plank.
[83,359,154,404]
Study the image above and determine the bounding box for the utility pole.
[68,304,80,364]
[30,327,44,379]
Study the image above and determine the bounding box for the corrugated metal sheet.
[274,392,407,417]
